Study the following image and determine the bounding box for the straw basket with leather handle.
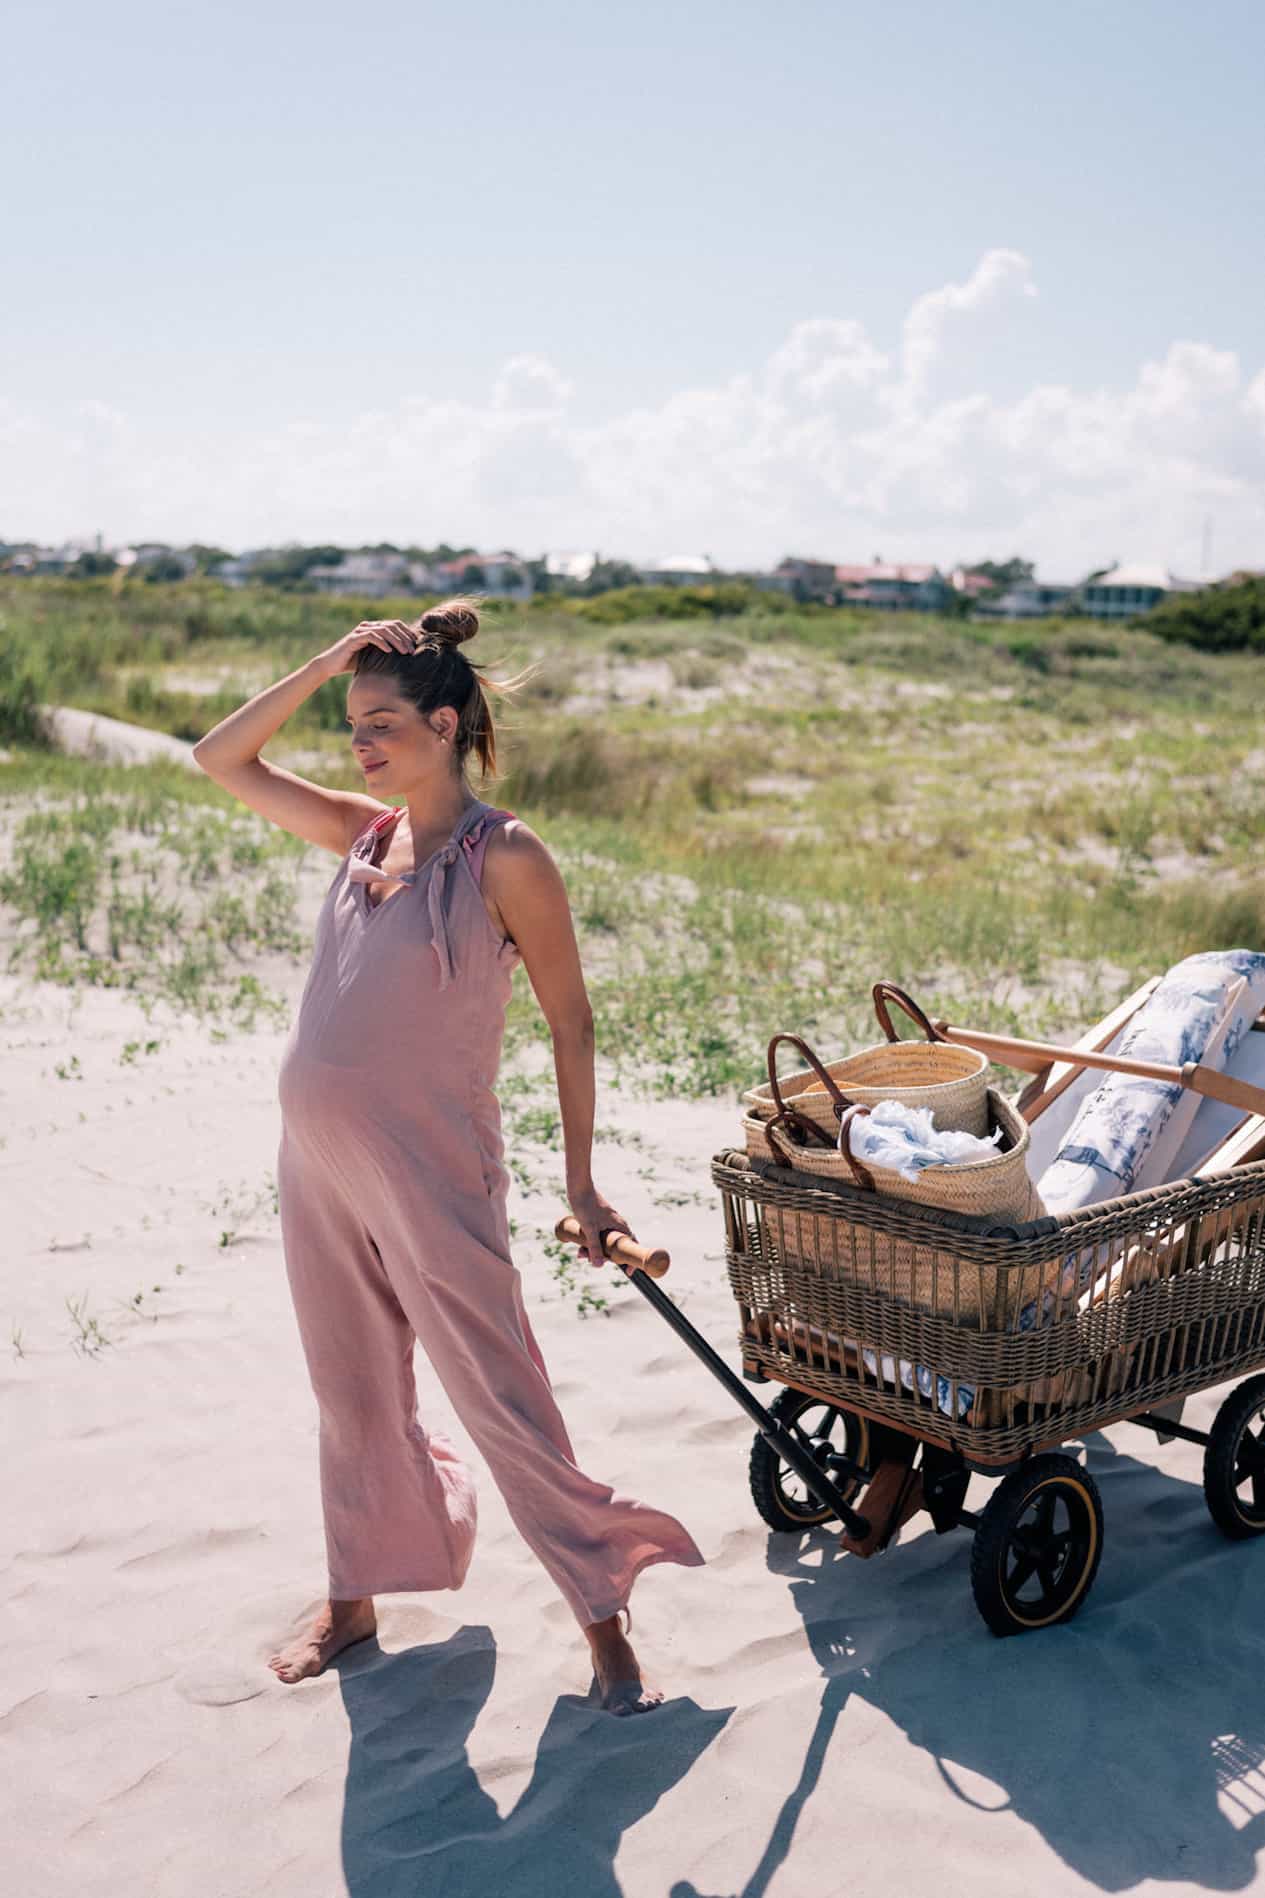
[742,981,989,1165]
[746,1029,1047,1324]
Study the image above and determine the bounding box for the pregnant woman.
[192,599,704,1715]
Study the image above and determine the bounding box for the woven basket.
[743,982,989,1161]
[757,1088,1047,1326]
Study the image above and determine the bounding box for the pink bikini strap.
[463,807,514,887]
[350,807,401,861]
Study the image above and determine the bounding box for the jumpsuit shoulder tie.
[345,801,509,989]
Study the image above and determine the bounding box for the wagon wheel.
[748,1389,870,1530]
[1203,1375,1265,1540]
[970,1452,1104,1637]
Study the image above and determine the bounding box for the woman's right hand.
[317,620,421,677]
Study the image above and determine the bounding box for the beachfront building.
[211,554,262,587]
[949,566,996,601]
[544,550,599,585]
[835,561,951,611]
[307,551,413,597]
[1079,563,1201,619]
[762,556,837,599]
[116,544,197,578]
[975,579,1077,619]
[4,542,92,575]
[638,553,718,586]
[434,551,534,600]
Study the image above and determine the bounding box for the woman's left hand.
[568,1184,635,1268]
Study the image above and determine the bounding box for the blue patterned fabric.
[1039,950,1265,1214]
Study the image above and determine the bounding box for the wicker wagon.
[557,982,1265,1637]
[713,1142,1265,1634]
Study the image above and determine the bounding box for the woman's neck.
[401,781,481,854]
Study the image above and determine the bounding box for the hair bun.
[419,597,479,646]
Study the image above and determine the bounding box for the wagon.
[558,980,1265,1636]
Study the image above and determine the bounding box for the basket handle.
[764,1110,832,1165]
[766,1032,855,1118]
[764,1092,876,1190]
[764,1032,876,1184]
[834,1102,877,1191]
[872,980,945,1046]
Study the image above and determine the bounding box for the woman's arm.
[191,621,416,856]
[483,822,634,1266]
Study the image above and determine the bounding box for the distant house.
[12,541,97,575]
[211,555,259,588]
[406,561,447,594]
[113,544,197,579]
[975,580,1077,620]
[764,557,836,599]
[1079,563,1202,620]
[435,551,533,600]
[835,561,951,611]
[544,550,598,586]
[307,552,412,597]
[638,554,718,586]
[949,566,996,601]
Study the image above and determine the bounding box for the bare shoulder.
[481,816,567,916]
[482,815,552,864]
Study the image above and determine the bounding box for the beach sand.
[6,894,1265,1894]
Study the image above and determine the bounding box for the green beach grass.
[2,575,1262,1098]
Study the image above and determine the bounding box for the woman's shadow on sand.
[675,1429,1265,1898]
[335,1622,731,1898]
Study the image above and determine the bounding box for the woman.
[192,600,704,1715]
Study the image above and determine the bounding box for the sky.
[4,0,1264,578]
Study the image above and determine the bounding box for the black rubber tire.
[1203,1374,1265,1540]
[748,1389,870,1531]
[970,1452,1104,1637]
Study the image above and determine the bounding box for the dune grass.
[2,576,1262,1096]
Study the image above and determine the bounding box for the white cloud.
[899,247,1037,399]
[490,354,573,412]
[4,250,1264,577]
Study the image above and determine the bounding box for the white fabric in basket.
[843,1098,1002,1179]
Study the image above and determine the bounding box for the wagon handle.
[553,1215,670,1279]
[931,1023,1265,1117]
[872,980,946,1045]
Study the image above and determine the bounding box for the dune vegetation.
[1,576,1262,1096]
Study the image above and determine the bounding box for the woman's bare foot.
[268,1597,377,1683]
[584,1608,665,1716]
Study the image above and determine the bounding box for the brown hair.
[351,596,530,780]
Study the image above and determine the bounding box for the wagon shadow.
[335,1622,732,1898]
[690,1432,1265,1897]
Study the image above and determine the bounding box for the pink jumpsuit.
[274,796,705,1625]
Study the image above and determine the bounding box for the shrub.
[0,627,50,744]
[1143,577,1265,653]
[572,583,772,624]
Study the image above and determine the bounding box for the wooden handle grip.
[935,1023,1265,1117]
[553,1215,671,1279]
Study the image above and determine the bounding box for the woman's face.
[344,676,454,791]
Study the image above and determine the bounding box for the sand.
[7,762,1265,1893]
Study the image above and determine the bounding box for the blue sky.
[4,0,1264,576]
